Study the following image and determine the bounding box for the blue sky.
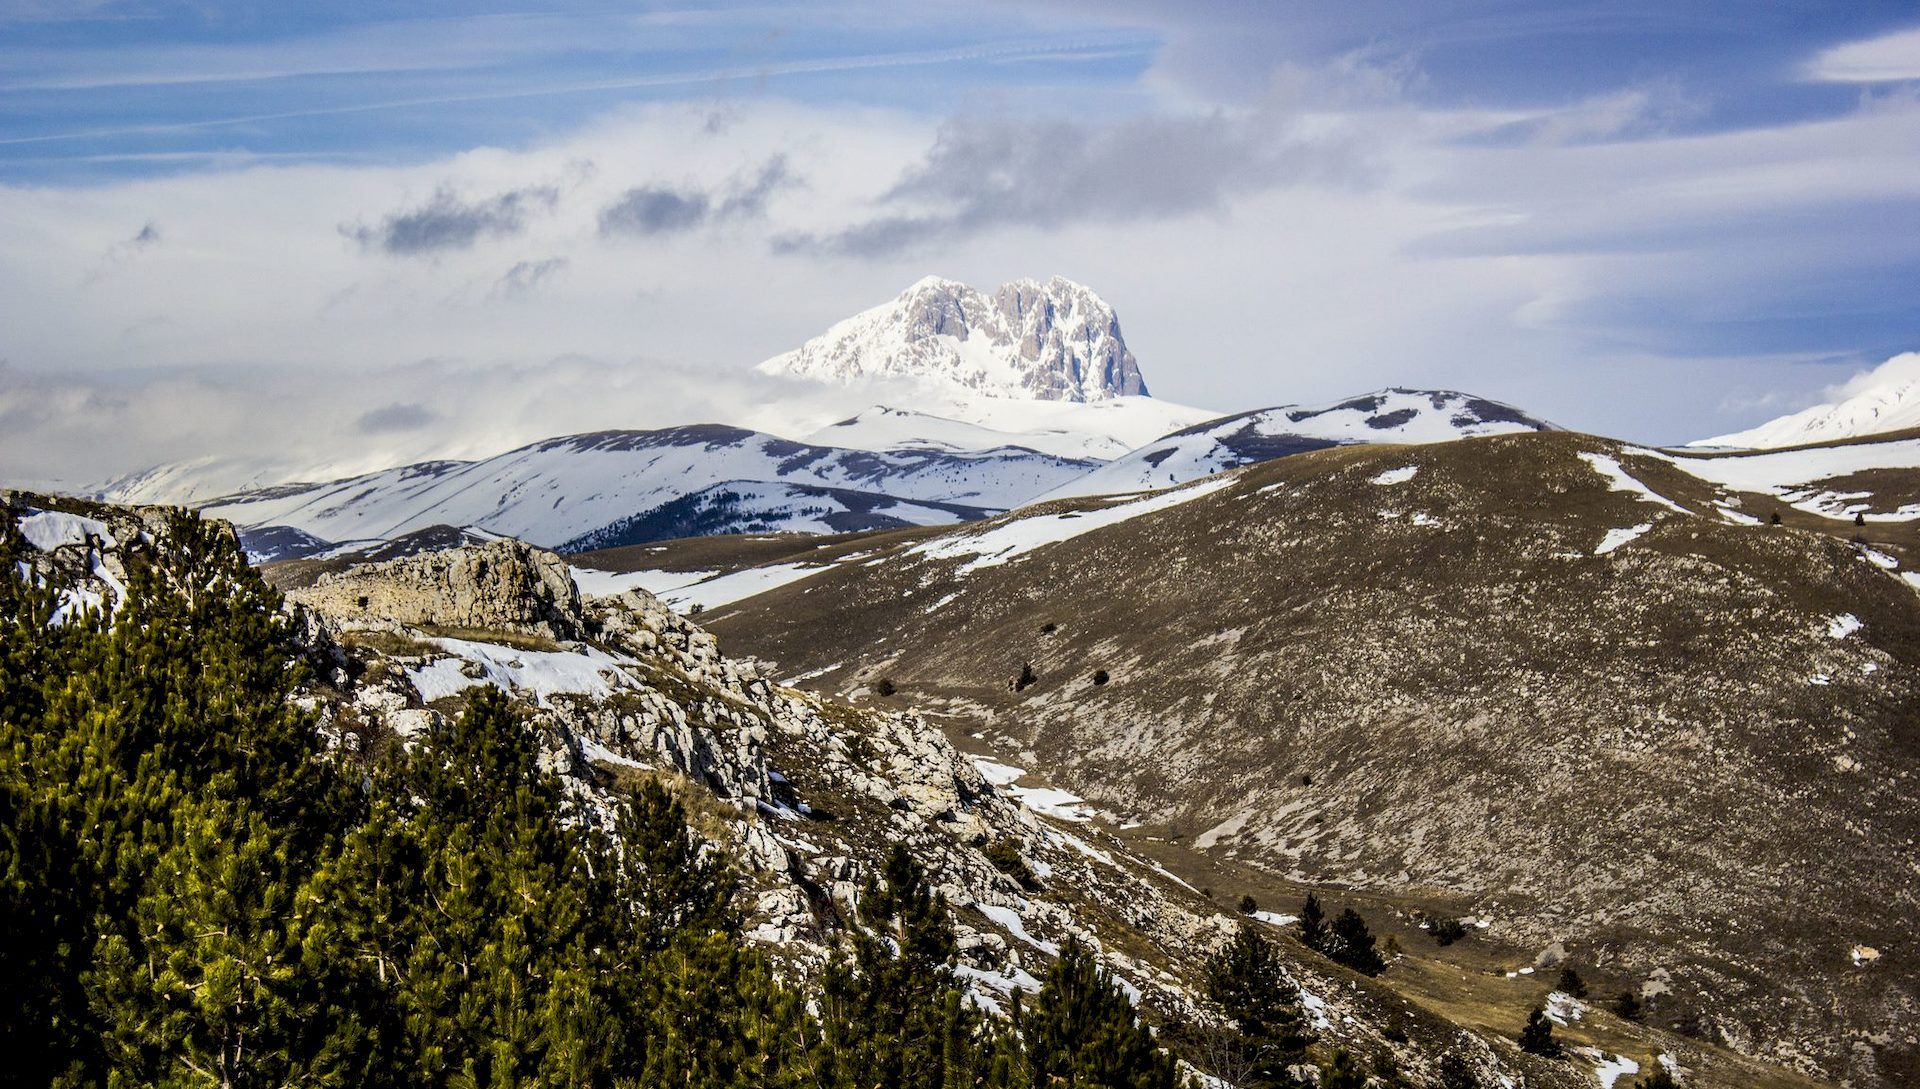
[4,1,1920,486]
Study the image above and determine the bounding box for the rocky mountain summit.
[759,275,1150,402]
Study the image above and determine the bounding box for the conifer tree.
[821,844,987,1089]
[1020,939,1175,1089]
[1326,908,1387,976]
[1555,967,1587,998]
[1204,921,1312,1088]
[1299,893,1328,952]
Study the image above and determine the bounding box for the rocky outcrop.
[289,538,585,640]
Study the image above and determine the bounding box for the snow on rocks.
[1584,1049,1641,1089]
[969,757,1093,821]
[1545,991,1587,1025]
[407,638,635,706]
[1827,614,1864,639]
[18,509,116,552]
[1251,910,1300,927]
[1369,466,1419,486]
[974,902,1061,955]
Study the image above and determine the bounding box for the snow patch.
[974,903,1060,955]
[1595,523,1654,555]
[1370,465,1419,486]
[1827,613,1863,639]
[17,509,116,553]
[1577,452,1689,513]
[912,476,1236,575]
[407,638,633,706]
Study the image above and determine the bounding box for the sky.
[4,0,1920,490]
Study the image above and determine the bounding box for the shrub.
[1091,669,1110,685]
[1612,990,1643,1022]
[983,839,1040,890]
[872,677,897,697]
[1555,966,1587,998]
[1518,1006,1561,1057]
[1430,916,1468,946]
[1013,662,1037,691]
[1238,894,1258,915]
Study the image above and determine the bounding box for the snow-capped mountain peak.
[758,275,1148,402]
[1691,351,1920,449]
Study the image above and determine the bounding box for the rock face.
[758,276,1149,402]
[289,538,586,640]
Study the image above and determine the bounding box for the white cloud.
[1804,25,1920,83]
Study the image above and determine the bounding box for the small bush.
[1430,916,1468,946]
[1612,989,1643,1022]
[1238,894,1258,914]
[1518,1006,1561,1057]
[1555,966,1587,998]
[983,839,1040,890]
[872,677,897,697]
[1040,621,1058,634]
[1091,669,1110,685]
[1013,662,1037,691]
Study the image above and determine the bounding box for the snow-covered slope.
[760,275,1149,402]
[1043,388,1556,499]
[1692,351,1920,449]
[799,397,1218,461]
[199,425,1095,551]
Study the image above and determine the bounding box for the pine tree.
[1298,893,1327,952]
[1326,908,1387,976]
[1020,938,1175,1089]
[1203,921,1312,1088]
[1518,1006,1562,1057]
[821,845,987,1089]
[1555,966,1587,998]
